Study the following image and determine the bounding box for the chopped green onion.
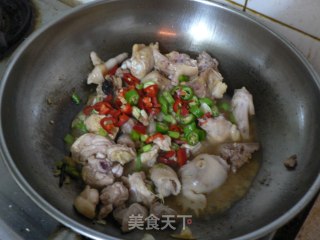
[98,128,108,137]
[136,83,143,90]
[64,134,74,145]
[168,131,180,139]
[143,81,156,88]
[135,155,142,171]
[183,122,197,135]
[142,144,153,152]
[163,114,177,124]
[71,92,81,105]
[140,134,149,142]
[178,75,190,82]
[163,91,175,105]
[218,101,231,112]
[73,120,88,133]
[180,86,194,101]
[186,131,200,146]
[189,105,204,118]
[199,97,214,107]
[156,122,169,133]
[211,105,220,117]
[179,114,195,125]
[158,95,168,114]
[131,130,140,141]
[125,89,140,105]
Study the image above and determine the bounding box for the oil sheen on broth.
[166,118,260,216]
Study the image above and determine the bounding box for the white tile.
[247,0,320,38]
[246,10,320,76]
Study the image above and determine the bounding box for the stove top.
[0,0,35,60]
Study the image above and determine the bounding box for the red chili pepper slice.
[180,105,189,116]
[110,109,121,118]
[104,95,113,103]
[158,156,178,168]
[93,102,112,115]
[142,97,153,108]
[147,107,161,116]
[173,99,182,113]
[177,148,187,167]
[107,64,118,76]
[163,150,176,158]
[169,124,181,132]
[120,104,132,115]
[83,106,94,116]
[146,133,164,143]
[100,117,117,133]
[123,73,140,85]
[144,84,159,97]
[117,114,130,127]
[151,97,161,108]
[133,124,147,135]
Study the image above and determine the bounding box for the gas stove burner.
[0,0,34,60]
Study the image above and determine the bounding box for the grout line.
[243,0,249,11]
[245,8,320,42]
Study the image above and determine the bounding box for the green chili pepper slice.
[186,131,199,146]
[156,122,169,133]
[135,155,142,171]
[180,86,193,100]
[168,131,180,139]
[199,97,214,107]
[189,105,204,118]
[142,144,153,152]
[64,134,74,145]
[140,134,149,142]
[125,89,140,105]
[196,128,206,141]
[179,114,195,125]
[183,122,197,135]
[163,114,177,124]
[158,95,168,114]
[163,91,175,105]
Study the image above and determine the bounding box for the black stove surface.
[0,0,34,60]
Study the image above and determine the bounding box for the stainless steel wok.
[1,0,320,239]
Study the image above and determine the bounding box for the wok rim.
[1,0,320,239]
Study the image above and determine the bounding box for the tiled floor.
[211,0,320,75]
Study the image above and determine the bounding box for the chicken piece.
[105,144,136,165]
[150,164,181,198]
[150,202,177,219]
[199,116,240,144]
[113,203,148,232]
[74,185,99,219]
[153,135,171,151]
[130,43,155,79]
[111,163,124,178]
[121,118,136,134]
[98,204,113,219]
[71,133,113,165]
[219,142,260,172]
[84,114,105,134]
[117,134,135,149]
[87,52,128,85]
[82,158,114,189]
[100,182,129,207]
[140,145,159,168]
[127,172,156,206]
[142,71,172,90]
[197,51,219,72]
[179,154,229,214]
[187,68,227,99]
[151,43,198,85]
[231,87,255,140]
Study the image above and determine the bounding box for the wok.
[1,0,320,239]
